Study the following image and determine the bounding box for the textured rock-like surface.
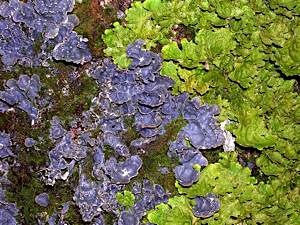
[173,150,208,186]
[52,31,92,64]
[103,132,130,157]
[181,101,224,149]
[0,132,18,224]
[46,202,70,225]
[73,175,104,222]
[49,117,67,140]
[168,99,224,187]
[174,164,200,187]
[92,215,106,225]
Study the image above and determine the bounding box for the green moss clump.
[33,34,44,54]
[63,204,88,225]
[201,147,223,164]
[6,174,45,224]
[47,177,84,225]
[80,152,97,180]
[52,73,98,124]
[20,148,48,168]
[5,159,82,224]
[122,117,140,146]
[103,211,116,224]
[73,0,119,57]
[103,144,116,160]
[131,117,187,195]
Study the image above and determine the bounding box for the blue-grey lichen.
[0,74,41,122]
[34,192,50,207]
[0,132,13,159]
[0,0,91,68]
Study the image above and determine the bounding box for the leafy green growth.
[105,8,298,217]
[175,152,300,225]
[102,0,193,68]
[147,196,199,225]
[147,152,300,225]
[103,0,300,183]
[275,26,300,76]
[116,190,135,209]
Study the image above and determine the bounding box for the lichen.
[0,60,98,224]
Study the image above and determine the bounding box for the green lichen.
[116,190,135,209]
